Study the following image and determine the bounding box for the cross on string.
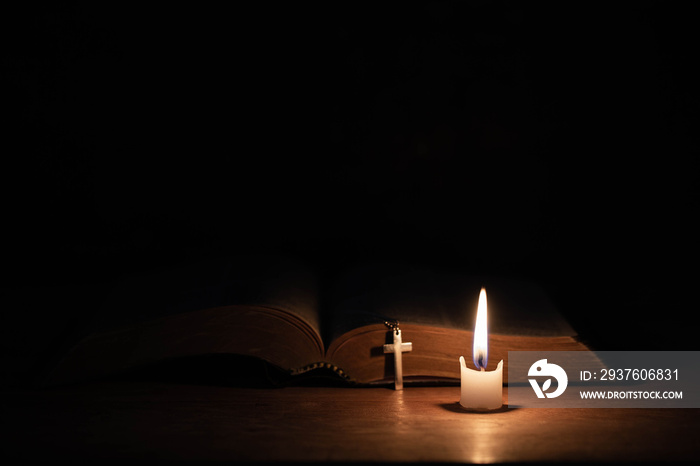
[383,327,413,390]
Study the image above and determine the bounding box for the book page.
[326,261,575,344]
[94,255,321,337]
[43,256,324,385]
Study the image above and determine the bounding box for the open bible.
[43,257,590,386]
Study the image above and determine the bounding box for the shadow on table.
[438,401,518,414]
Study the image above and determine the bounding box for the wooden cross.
[383,328,413,390]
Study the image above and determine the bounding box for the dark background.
[1,2,697,384]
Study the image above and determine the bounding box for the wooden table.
[2,382,699,462]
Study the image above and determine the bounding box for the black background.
[1,2,697,381]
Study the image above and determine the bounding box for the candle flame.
[473,287,488,370]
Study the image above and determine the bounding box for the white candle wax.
[459,357,503,409]
[459,287,503,410]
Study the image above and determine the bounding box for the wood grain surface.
[2,382,699,462]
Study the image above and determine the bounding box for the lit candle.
[459,287,503,410]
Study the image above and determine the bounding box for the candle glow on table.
[459,288,503,409]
